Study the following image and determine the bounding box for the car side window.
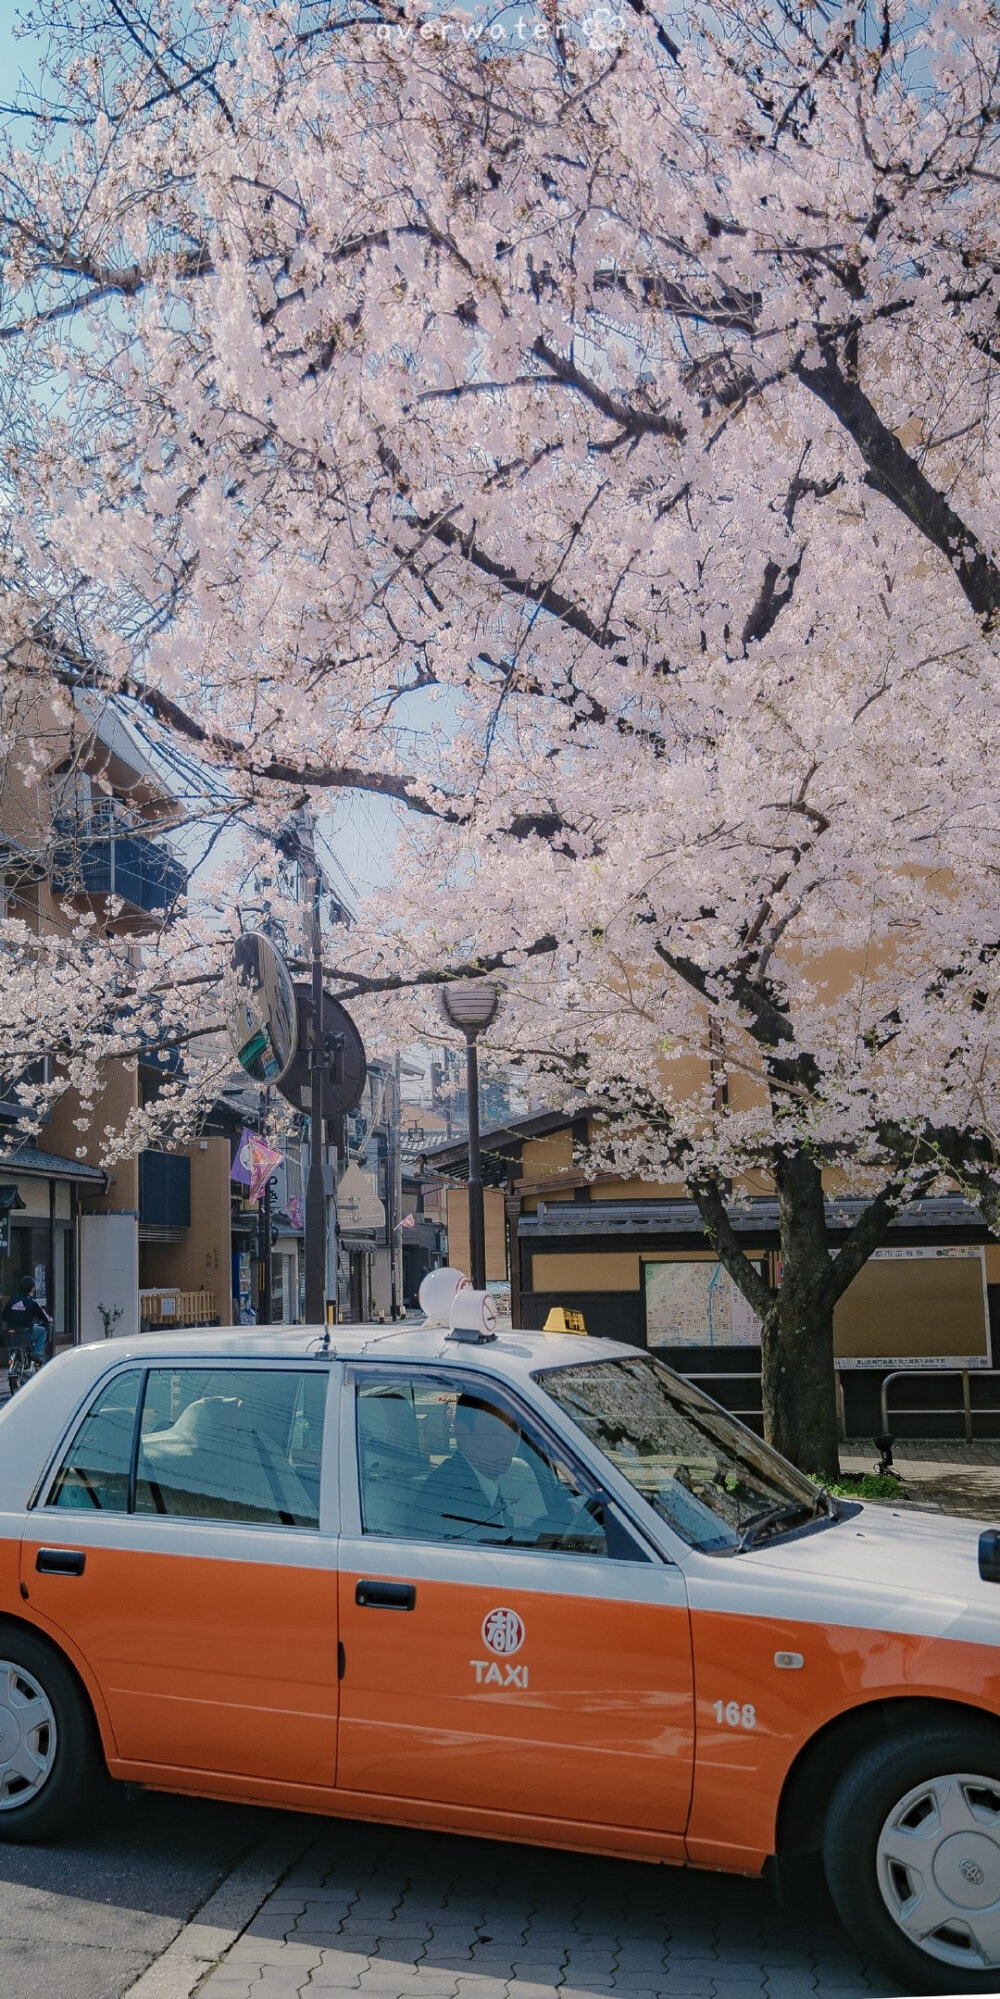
[356,1373,609,1556]
[135,1368,326,1528]
[47,1372,143,1511]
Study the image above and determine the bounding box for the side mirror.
[978,1530,1000,1583]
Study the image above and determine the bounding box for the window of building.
[355,1371,608,1555]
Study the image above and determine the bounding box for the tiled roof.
[0,1144,107,1183]
[518,1195,987,1236]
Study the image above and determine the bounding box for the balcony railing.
[52,807,187,915]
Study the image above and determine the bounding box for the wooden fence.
[138,1288,218,1327]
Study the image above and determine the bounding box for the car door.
[336,1364,694,1843]
[22,1358,340,1795]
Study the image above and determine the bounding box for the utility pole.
[391,1051,404,1317]
[464,1030,486,1291]
[257,1086,273,1321]
[304,829,327,1326]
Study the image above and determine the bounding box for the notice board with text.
[833,1246,990,1369]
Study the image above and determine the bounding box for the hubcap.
[0,1660,57,1811]
[876,1770,1000,1970]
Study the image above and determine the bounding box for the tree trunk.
[761,1150,841,1477]
[760,1290,839,1476]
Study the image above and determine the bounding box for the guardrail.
[880,1367,1000,1443]
[139,1288,217,1327]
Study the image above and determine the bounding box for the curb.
[120,1820,313,1999]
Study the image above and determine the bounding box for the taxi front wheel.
[823,1719,1000,1994]
[0,1627,104,1841]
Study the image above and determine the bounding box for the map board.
[644,1258,763,1348]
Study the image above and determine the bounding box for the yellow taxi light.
[543,1306,587,1335]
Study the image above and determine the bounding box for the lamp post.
[437,981,501,1290]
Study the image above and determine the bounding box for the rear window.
[48,1373,142,1512]
[45,1365,327,1529]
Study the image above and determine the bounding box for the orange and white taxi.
[1,1309,1000,1995]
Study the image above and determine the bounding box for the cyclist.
[2,1277,52,1391]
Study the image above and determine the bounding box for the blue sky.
[1,8,44,111]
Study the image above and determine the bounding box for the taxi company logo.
[470,1607,529,1688]
[482,1607,524,1656]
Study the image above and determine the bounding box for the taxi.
[0,1301,999,1996]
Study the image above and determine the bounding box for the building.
[425,1109,1000,1439]
[0,677,236,1341]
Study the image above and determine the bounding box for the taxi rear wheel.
[0,1627,103,1841]
[823,1719,1000,1994]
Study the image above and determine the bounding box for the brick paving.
[192,1821,894,1999]
[841,1438,1000,1516]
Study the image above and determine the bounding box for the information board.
[834,1245,990,1369]
[644,1258,763,1348]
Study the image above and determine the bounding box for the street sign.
[228,934,297,1086]
[276,984,368,1118]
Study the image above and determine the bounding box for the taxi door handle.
[36,1548,86,1577]
[355,1579,415,1610]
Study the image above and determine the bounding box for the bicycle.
[7,1344,40,1394]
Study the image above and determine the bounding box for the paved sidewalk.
[841,1438,1000,1516]
[187,1821,892,1999]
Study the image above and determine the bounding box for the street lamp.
[438,980,502,1290]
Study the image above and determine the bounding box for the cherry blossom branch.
[794,349,1000,629]
[689,1177,775,1321]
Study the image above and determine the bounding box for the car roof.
[69,1322,635,1381]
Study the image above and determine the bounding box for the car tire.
[0,1626,105,1841]
[823,1717,1000,1994]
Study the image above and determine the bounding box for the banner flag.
[231,1127,284,1202]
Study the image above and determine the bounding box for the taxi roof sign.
[543,1306,587,1335]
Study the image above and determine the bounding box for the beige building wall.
[532,1252,641,1292]
[521,1130,576,1207]
[48,1066,141,1212]
[140,1138,233,1321]
[530,1246,770,1296]
[591,1175,688,1200]
[445,1185,507,1283]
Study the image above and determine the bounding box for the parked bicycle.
[2,1277,52,1395]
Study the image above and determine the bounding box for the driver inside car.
[421,1394,543,1541]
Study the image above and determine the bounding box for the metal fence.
[880,1367,1000,1443]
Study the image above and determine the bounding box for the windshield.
[535,1353,828,1553]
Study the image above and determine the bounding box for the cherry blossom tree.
[4,0,1000,1467]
